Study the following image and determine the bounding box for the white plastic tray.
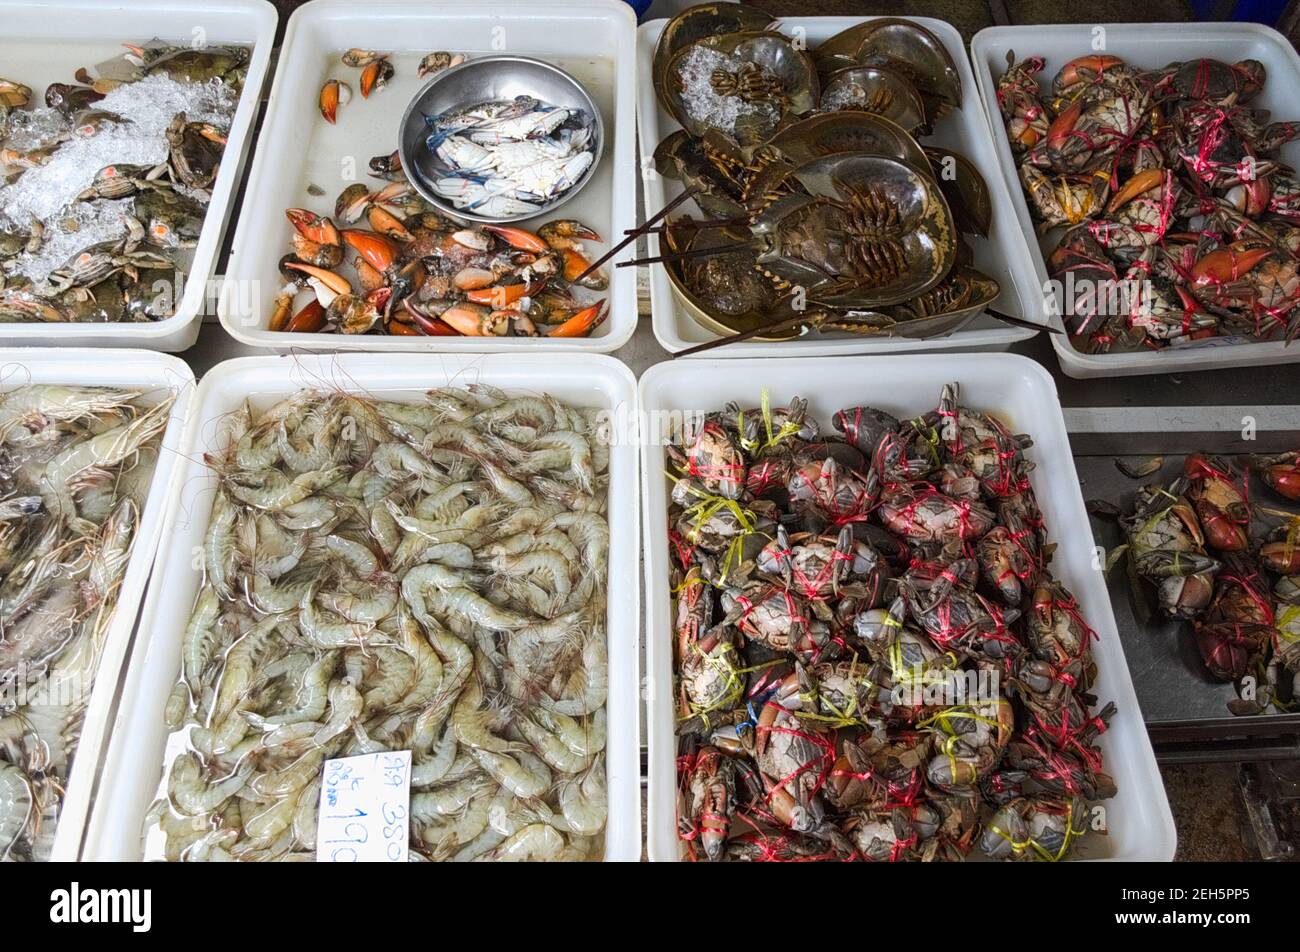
[971,23,1300,378]
[639,354,1176,861]
[84,352,641,861]
[218,0,638,354]
[0,0,277,351]
[636,15,1045,357]
[0,347,193,860]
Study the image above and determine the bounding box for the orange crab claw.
[284,261,351,296]
[440,302,507,336]
[403,304,460,336]
[1106,168,1164,213]
[1046,99,1082,151]
[319,79,344,124]
[360,61,381,98]
[1190,243,1271,287]
[285,299,327,333]
[286,208,341,245]
[368,205,412,241]
[1059,54,1125,89]
[547,299,607,338]
[464,277,548,307]
[482,224,548,254]
[341,229,398,273]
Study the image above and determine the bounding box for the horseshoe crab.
[924,147,993,237]
[812,19,962,122]
[819,65,928,135]
[664,31,819,146]
[749,153,955,307]
[652,2,778,114]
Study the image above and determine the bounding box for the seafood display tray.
[0,0,277,351]
[635,15,1046,358]
[0,348,193,860]
[640,354,1176,861]
[1069,407,1300,759]
[217,0,638,353]
[971,23,1300,379]
[83,352,641,861]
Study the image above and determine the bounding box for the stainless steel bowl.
[398,54,604,224]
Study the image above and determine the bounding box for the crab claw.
[464,277,547,307]
[560,248,607,289]
[1225,177,1273,217]
[359,58,393,98]
[538,220,601,249]
[1263,464,1300,501]
[482,224,549,254]
[285,208,340,245]
[440,301,508,336]
[402,303,460,336]
[1059,54,1125,89]
[341,229,398,273]
[367,205,412,241]
[285,298,327,333]
[547,299,607,338]
[1190,243,1271,287]
[319,79,350,124]
[1261,540,1300,574]
[1106,168,1164,214]
[1046,99,1082,151]
[283,262,351,303]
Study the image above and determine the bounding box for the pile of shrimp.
[148,386,610,861]
[0,385,171,862]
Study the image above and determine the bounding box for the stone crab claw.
[283,261,351,307]
[318,79,350,124]
[341,228,399,274]
[547,300,607,338]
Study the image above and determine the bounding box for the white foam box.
[84,352,640,861]
[640,353,1176,861]
[0,0,277,351]
[637,15,1046,357]
[218,0,638,354]
[0,348,193,859]
[971,22,1300,378]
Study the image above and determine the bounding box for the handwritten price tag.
[316,751,412,863]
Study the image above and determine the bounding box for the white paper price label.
[316,751,412,863]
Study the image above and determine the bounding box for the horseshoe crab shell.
[661,219,804,340]
[880,264,1000,336]
[924,147,992,237]
[665,30,819,147]
[766,112,928,169]
[751,153,956,308]
[652,2,778,114]
[813,19,962,121]
[819,65,927,135]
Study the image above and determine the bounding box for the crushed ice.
[5,199,135,295]
[0,75,237,288]
[676,46,777,133]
